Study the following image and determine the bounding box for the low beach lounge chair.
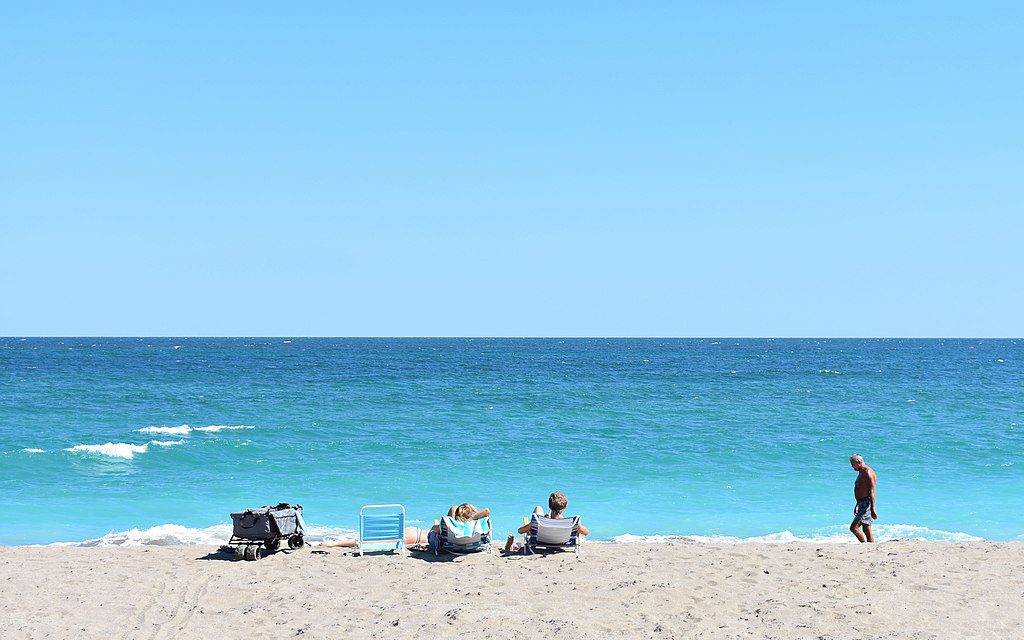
[521,514,583,556]
[432,514,493,556]
[357,504,406,557]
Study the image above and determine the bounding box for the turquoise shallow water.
[0,338,1021,546]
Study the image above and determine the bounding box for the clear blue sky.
[2,3,1021,336]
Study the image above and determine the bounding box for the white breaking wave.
[22,448,46,453]
[49,523,358,547]
[877,524,985,542]
[135,424,254,435]
[149,440,185,447]
[137,425,191,435]
[31,520,991,547]
[51,524,233,547]
[65,443,149,459]
[612,524,985,545]
[195,425,255,432]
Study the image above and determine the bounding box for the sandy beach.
[1,542,1021,639]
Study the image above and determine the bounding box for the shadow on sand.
[196,545,310,561]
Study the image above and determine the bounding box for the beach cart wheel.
[243,545,257,561]
[264,538,280,552]
[288,534,304,550]
[234,545,245,561]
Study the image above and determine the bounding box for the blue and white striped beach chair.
[357,504,406,557]
[522,514,583,556]
[432,515,493,556]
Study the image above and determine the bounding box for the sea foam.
[194,425,255,432]
[49,523,357,547]
[65,443,149,459]
[612,524,985,544]
[52,524,233,547]
[56,522,985,547]
[135,424,254,435]
[22,448,46,453]
[137,425,191,435]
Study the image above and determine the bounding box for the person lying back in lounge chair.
[320,503,490,548]
[505,491,588,550]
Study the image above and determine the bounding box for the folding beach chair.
[521,514,583,556]
[432,515,493,556]
[357,504,406,557]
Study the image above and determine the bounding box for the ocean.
[1,338,1020,546]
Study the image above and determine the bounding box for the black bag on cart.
[231,504,301,540]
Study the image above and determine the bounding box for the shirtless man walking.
[849,454,878,542]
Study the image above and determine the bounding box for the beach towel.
[433,515,492,555]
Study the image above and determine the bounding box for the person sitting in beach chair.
[319,504,490,550]
[506,491,588,553]
[430,503,493,555]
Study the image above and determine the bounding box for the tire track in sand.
[147,570,214,640]
[119,570,172,640]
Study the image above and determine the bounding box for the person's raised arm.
[471,507,490,520]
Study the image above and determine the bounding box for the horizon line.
[3,335,1021,340]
